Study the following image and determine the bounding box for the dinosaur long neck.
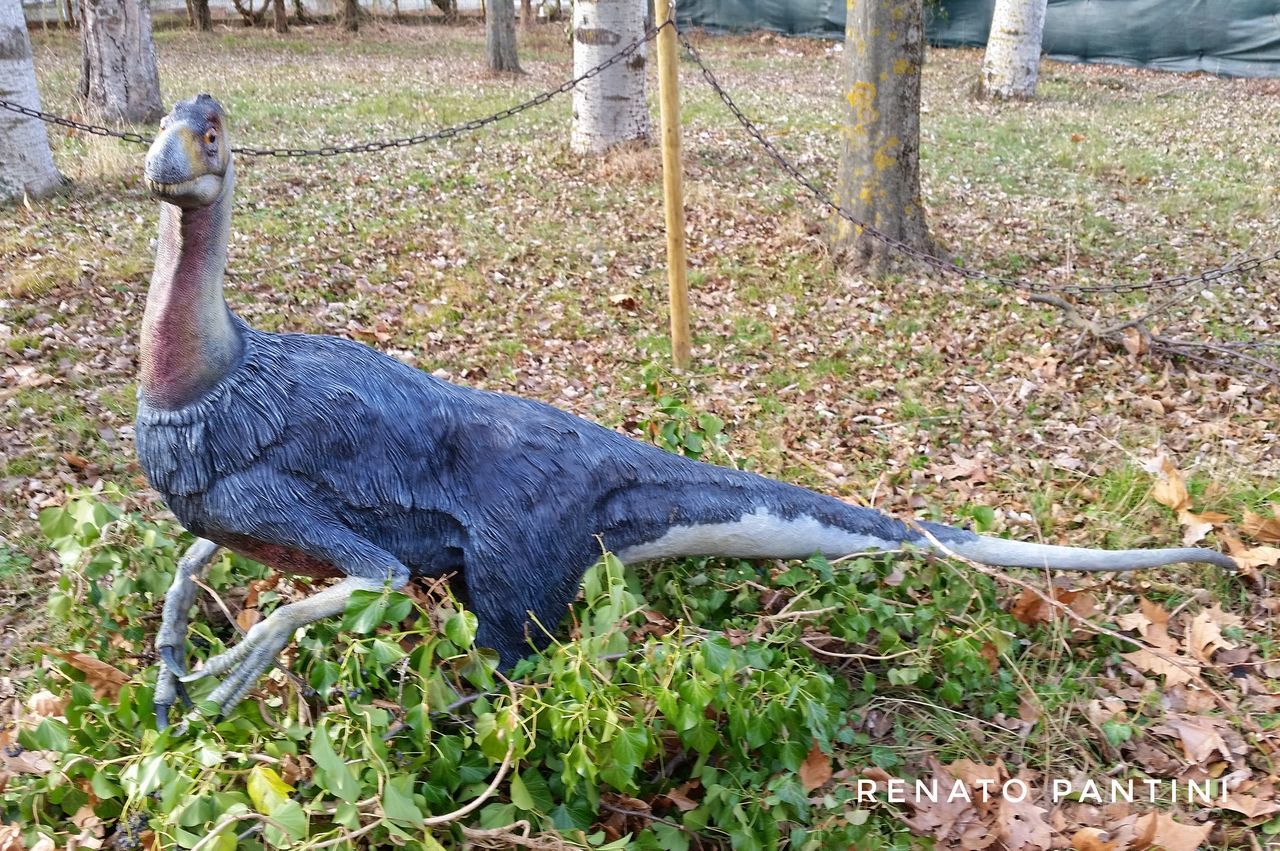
[140,162,244,410]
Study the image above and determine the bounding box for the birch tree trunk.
[79,0,163,123]
[569,0,649,154]
[979,0,1048,99]
[833,0,933,276]
[485,0,521,72]
[0,0,64,201]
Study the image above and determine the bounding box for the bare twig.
[600,801,696,835]
[800,637,919,662]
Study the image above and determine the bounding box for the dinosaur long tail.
[606,468,1236,572]
[917,521,1237,572]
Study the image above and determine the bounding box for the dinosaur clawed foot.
[154,666,194,730]
[159,645,188,677]
[178,619,294,717]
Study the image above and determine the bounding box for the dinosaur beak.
[144,95,228,209]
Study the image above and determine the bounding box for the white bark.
[0,0,64,201]
[979,0,1048,100]
[570,0,649,154]
[80,0,164,123]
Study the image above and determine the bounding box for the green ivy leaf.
[701,635,734,675]
[310,723,359,802]
[445,610,478,648]
[383,775,423,825]
[342,589,388,633]
[509,771,534,811]
[265,800,307,845]
[611,726,648,769]
[247,764,292,815]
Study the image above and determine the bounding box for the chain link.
[675,29,1280,296]
[6,21,1276,296]
[0,20,670,158]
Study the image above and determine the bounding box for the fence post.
[655,0,691,369]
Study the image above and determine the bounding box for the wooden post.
[654,0,691,369]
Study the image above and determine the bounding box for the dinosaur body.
[139,96,1235,727]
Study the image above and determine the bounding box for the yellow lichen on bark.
[845,81,878,138]
[834,0,934,274]
[873,137,898,171]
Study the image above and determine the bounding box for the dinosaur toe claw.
[179,669,209,683]
[160,646,188,677]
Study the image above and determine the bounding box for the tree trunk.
[0,0,64,201]
[230,0,267,26]
[519,0,530,26]
[485,0,521,72]
[79,0,164,123]
[833,0,933,276]
[272,0,287,31]
[569,0,648,153]
[979,0,1048,99]
[430,0,455,21]
[292,0,310,23]
[191,0,211,30]
[342,0,358,31]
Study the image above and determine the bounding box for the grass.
[2,16,1279,849]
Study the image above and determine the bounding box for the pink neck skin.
[140,166,244,410]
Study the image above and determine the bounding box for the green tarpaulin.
[677,0,1280,77]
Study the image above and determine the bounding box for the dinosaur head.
[144,94,230,209]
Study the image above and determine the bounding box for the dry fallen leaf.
[1185,609,1236,663]
[0,824,22,851]
[1118,598,1179,652]
[1122,327,1148,356]
[25,690,67,718]
[997,795,1054,850]
[1122,648,1197,687]
[1241,505,1280,543]
[1070,827,1119,851]
[1225,542,1280,570]
[1220,790,1280,819]
[933,455,988,484]
[236,608,261,632]
[1149,456,1190,513]
[657,779,700,813]
[798,741,832,792]
[1130,811,1212,851]
[1010,587,1096,626]
[1157,715,1231,765]
[40,647,129,700]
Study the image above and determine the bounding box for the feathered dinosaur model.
[139,95,1235,728]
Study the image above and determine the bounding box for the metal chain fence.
[3,17,1277,298]
[0,19,671,157]
[674,29,1280,297]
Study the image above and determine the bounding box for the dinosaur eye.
[204,129,217,146]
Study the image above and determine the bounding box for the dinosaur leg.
[183,573,407,716]
[154,538,221,729]
[470,559,582,670]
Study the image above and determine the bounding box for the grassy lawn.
[2,18,1279,850]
